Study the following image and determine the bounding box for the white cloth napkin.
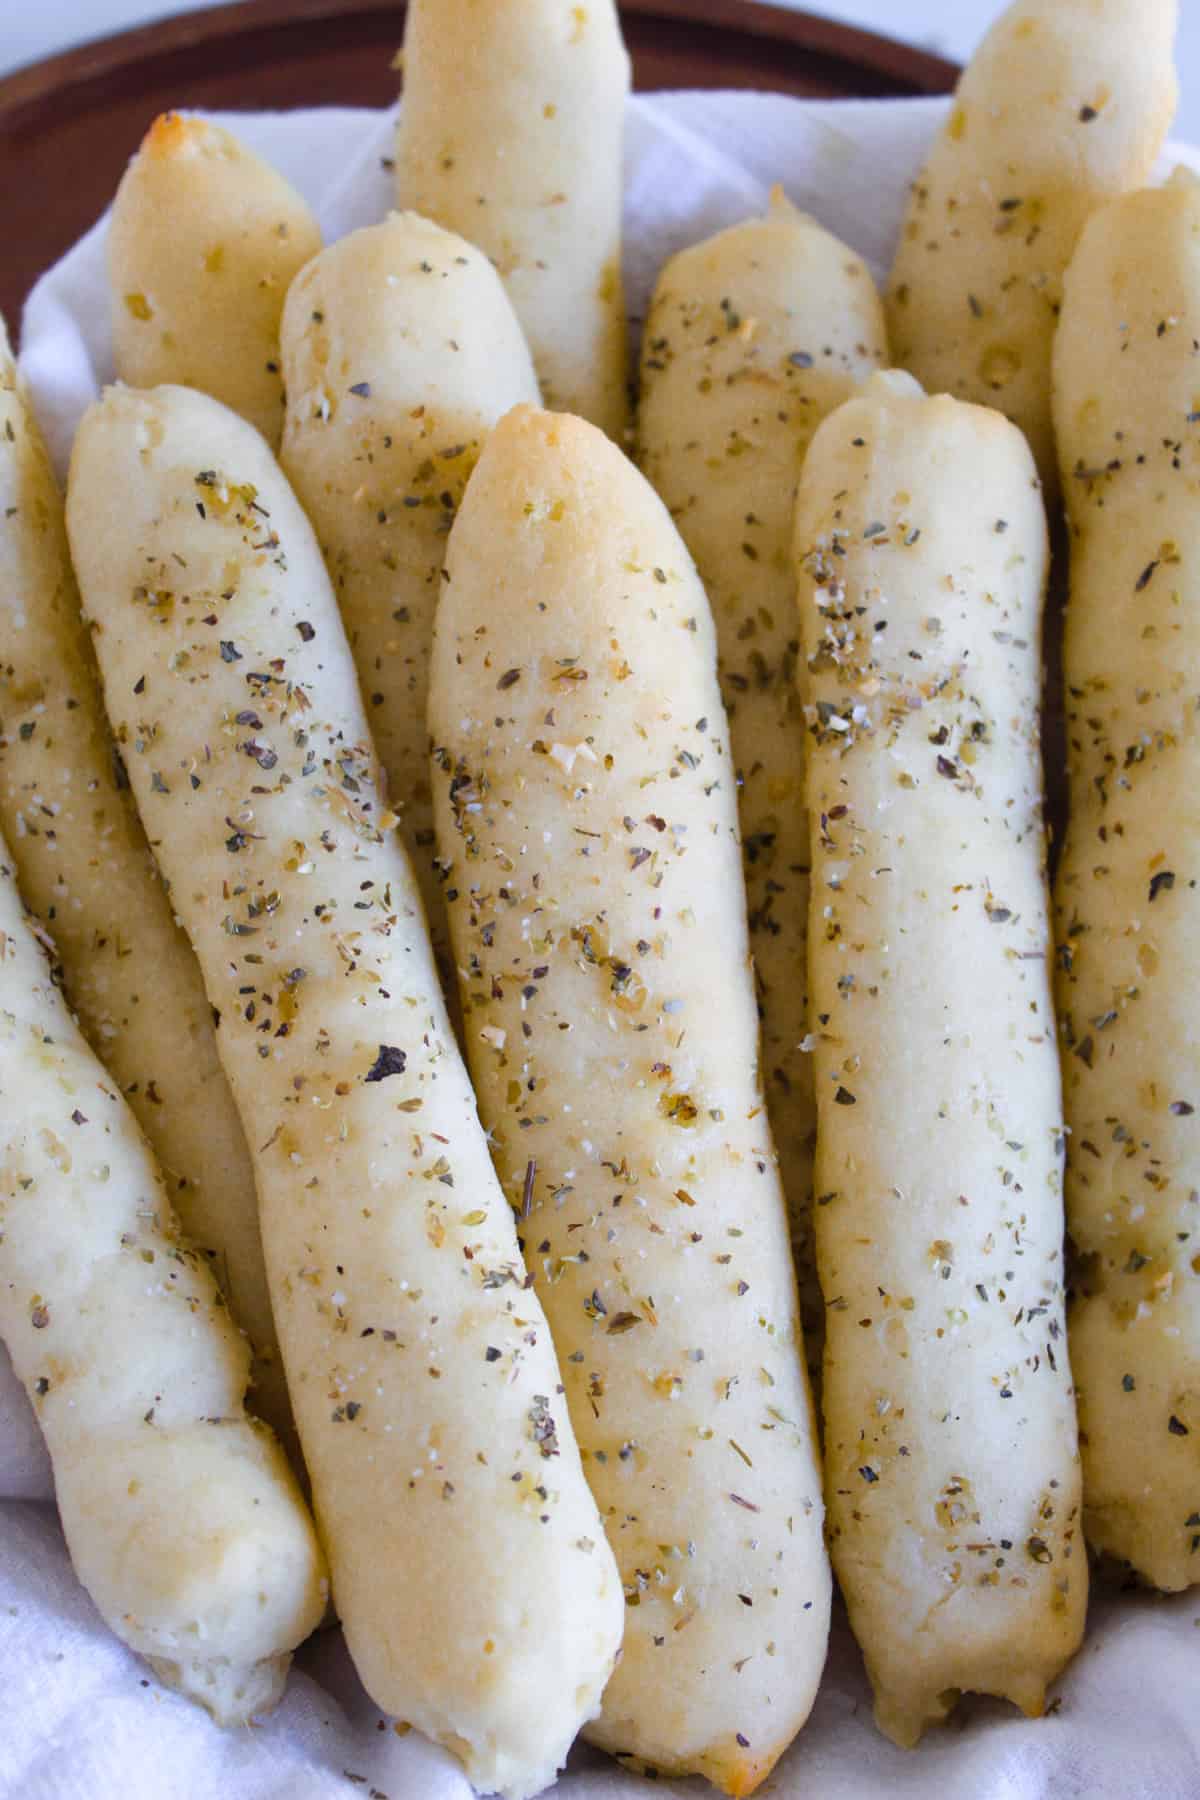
[6,87,1200,1799]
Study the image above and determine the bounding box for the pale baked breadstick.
[1054,170,1200,1591]
[279,212,540,954]
[394,0,629,439]
[886,0,1177,487]
[0,842,325,1722]
[794,369,1085,1745]
[637,190,887,1362]
[109,113,321,447]
[67,384,623,1800]
[430,404,829,1797]
[0,321,288,1439]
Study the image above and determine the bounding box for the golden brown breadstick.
[279,212,540,954]
[1054,169,1200,1591]
[795,370,1085,1744]
[887,0,1177,487]
[637,189,888,1360]
[67,383,623,1800]
[394,0,629,438]
[0,320,288,1440]
[109,113,321,447]
[430,404,829,1796]
[0,841,325,1723]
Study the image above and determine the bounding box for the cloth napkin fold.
[5,86,1200,1800]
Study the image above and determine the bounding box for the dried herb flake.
[365,1044,407,1083]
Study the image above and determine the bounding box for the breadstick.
[429,404,829,1796]
[794,369,1085,1745]
[1053,169,1200,1591]
[637,189,887,1362]
[0,842,325,1722]
[0,321,288,1440]
[886,0,1177,488]
[279,212,539,955]
[394,0,629,439]
[109,113,321,447]
[66,383,623,1800]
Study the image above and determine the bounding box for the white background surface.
[1,0,1199,142]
